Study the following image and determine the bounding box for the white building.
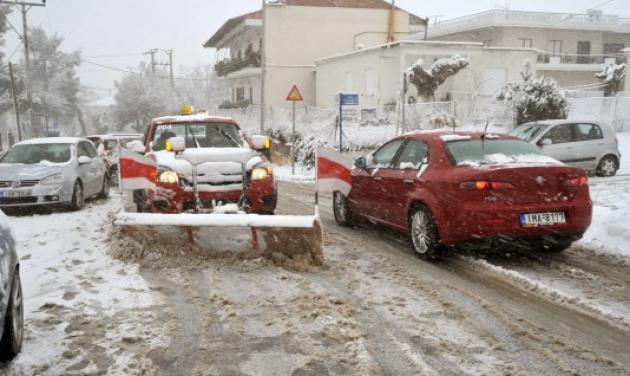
[315,40,537,112]
[423,9,630,90]
[204,0,425,108]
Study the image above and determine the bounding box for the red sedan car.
[333,131,592,259]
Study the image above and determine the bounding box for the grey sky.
[3,0,629,95]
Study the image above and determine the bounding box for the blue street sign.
[340,93,359,106]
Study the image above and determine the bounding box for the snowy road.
[0,179,629,375]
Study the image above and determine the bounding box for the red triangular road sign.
[286,85,304,102]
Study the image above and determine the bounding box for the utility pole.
[260,0,266,133]
[424,17,429,40]
[0,1,47,137]
[165,49,174,88]
[8,63,22,141]
[143,48,158,75]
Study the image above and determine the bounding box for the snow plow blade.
[113,212,324,266]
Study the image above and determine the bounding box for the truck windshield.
[0,143,73,164]
[152,122,245,151]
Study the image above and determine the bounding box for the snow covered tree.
[22,27,82,136]
[407,55,470,101]
[0,5,15,115]
[496,63,567,125]
[595,63,626,97]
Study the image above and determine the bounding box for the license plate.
[0,190,32,198]
[520,212,566,227]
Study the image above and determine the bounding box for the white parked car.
[0,137,109,211]
[509,120,621,176]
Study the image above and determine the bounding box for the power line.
[81,59,211,82]
[5,40,23,61]
[83,52,145,59]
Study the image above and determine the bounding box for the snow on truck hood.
[153,148,264,176]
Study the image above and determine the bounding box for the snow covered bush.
[425,109,457,129]
[408,56,470,101]
[496,63,567,124]
[595,63,626,97]
[291,134,327,169]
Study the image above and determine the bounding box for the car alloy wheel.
[333,191,352,226]
[0,271,23,360]
[72,181,84,210]
[410,205,439,259]
[597,156,617,177]
[10,273,23,349]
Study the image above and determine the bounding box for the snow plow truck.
[113,106,323,262]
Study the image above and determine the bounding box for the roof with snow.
[204,0,425,48]
[17,137,85,145]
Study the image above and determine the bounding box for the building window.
[364,68,375,96]
[577,41,591,64]
[604,43,624,55]
[548,40,563,55]
[249,87,253,104]
[519,38,533,48]
[345,72,353,92]
[236,87,245,102]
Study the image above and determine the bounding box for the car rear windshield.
[445,139,553,166]
[0,143,72,164]
[152,122,244,151]
[508,123,549,142]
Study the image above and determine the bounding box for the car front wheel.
[69,181,84,211]
[0,270,24,361]
[333,191,353,226]
[409,205,440,260]
[596,155,618,177]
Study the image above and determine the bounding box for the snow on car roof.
[17,137,84,145]
[153,115,235,124]
[440,134,472,142]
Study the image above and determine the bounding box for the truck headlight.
[40,174,64,186]
[251,166,272,180]
[158,170,179,184]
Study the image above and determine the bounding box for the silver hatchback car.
[509,120,621,176]
[0,137,109,211]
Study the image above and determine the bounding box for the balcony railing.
[537,52,626,65]
[215,50,261,77]
[428,10,630,37]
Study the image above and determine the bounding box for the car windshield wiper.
[217,129,240,147]
[188,126,201,148]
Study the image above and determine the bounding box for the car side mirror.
[250,135,271,151]
[166,137,186,153]
[126,140,146,154]
[355,157,367,170]
[539,138,553,147]
[78,156,92,165]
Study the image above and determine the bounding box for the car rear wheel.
[333,191,353,226]
[409,205,440,260]
[596,155,618,177]
[99,175,110,199]
[0,270,24,361]
[69,181,84,211]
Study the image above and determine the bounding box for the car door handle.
[373,176,382,181]
[403,179,414,186]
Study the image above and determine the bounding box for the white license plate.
[0,190,32,198]
[520,212,566,227]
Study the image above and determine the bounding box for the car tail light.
[459,180,514,190]
[565,176,588,187]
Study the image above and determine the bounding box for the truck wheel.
[0,270,24,361]
[409,204,440,260]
